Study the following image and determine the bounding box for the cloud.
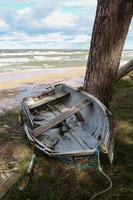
[68,34,91,43]
[61,0,97,7]
[41,9,78,28]
[0,0,132,49]
[16,7,32,20]
[0,1,95,34]
[0,31,91,49]
[0,19,9,32]
[33,0,59,19]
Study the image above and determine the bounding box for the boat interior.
[22,84,109,156]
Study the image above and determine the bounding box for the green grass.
[1,76,133,200]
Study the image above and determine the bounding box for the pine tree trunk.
[83,0,133,107]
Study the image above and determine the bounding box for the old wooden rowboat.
[21,84,114,163]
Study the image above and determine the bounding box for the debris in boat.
[21,84,114,164]
[19,154,36,191]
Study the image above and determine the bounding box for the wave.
[0,65,50,73]
[0,50,86,57]
[0,51,34,56]
[0,50,132,73]
[0,57,30,63]
[33,55,87,61]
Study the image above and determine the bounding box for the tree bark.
[117,59,133,81]
[83,0,133,107]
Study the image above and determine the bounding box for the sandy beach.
[0,67,85,114]
[0,67,85,90]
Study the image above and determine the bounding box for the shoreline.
[0,67,85,114]
[0,67,85,90]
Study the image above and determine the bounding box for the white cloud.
[16,7,32,20]
[0,1,96,36]
[42,9,78,28]
[61,0,97,7]
[0,32,65,44]
[0,0,132,49]
[14,32,66,43]
[0,32,90,49]
[0,19,9,32]
[43,32,66,43]
[68,34,91,43]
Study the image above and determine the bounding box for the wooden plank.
[28,92,70,109]
[52,149,96,157]
[19,154,36,191]
[0,173,21,199]
[75,111,85,122]
[33,99,91,138]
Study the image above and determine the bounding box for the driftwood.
[19,154,36,191]
[117,59,133,81]
[0,173,21,199]
[0,168,18,173]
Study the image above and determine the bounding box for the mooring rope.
[90,150,112,200]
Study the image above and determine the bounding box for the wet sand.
[0,67,85,90]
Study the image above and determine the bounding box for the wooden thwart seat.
[33,99,91,138]
[28,91,70,109]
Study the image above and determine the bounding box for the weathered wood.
[117,59,133,81]
[27,154,36,174]
[75,112,85,122]
[28,92,70,109]
[67,129,88,150]
[0,173,21,199]
[52,149,96,157]
[33,99,91,137]
[22,84,113,162]
[22,102,34,127]
[83,0,133,106]
[19,154,36,191]
[18,111,24,126]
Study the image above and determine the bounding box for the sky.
[0,0,132,49]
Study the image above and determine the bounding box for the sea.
[0,49,132,73]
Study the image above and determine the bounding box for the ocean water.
[0,49,132,73]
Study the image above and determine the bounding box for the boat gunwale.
[21,83,111,158]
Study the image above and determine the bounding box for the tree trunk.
[117,59,133,81]
[83,0,133,107]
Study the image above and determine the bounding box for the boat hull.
[21,84,114,163]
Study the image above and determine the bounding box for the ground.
[0,74,133,200]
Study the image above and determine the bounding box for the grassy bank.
[0,75,133,200]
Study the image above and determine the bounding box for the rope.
[90,150,112,200]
